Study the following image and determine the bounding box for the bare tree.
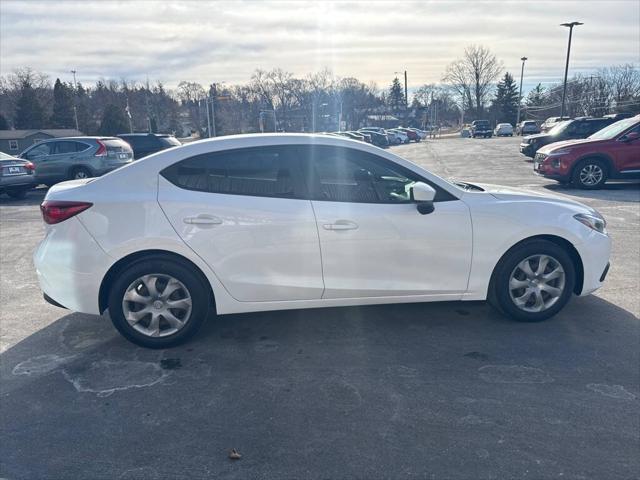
[443,45,503,117]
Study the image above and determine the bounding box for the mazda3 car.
[34,134,611,348]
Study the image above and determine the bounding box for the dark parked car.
[520,117,615,158]
[534,115,640,188]
[117,133,181,159]
[19,137,133,185]
[357,129,389,148]
[471,120,492,138]
[0,152,36,199]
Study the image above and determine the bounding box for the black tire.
[571,158,608,189]
[69,166,92,180]
[6,188,28,199]
[108,256,211,348]
[489,240,576,322]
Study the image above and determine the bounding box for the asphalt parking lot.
[1,136,638,479]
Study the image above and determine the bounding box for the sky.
[1,0,639,95]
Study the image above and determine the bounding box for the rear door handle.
[323,220,358,231]
[183,214,223,226]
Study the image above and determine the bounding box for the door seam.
[309,200,327,299]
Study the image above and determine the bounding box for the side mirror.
[621,131,639,143]
[411,182,436,215]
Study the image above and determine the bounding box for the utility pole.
[404,70,408,109]
[560,21,583,118]
[516,57,528,127]
[203,99,211,138]
[70,70,79,131]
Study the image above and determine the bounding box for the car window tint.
[26,143,51,158]
[54,141,80,154]
[162,146,303,199]
[304,145,453,203]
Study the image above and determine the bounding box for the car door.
[158,145,324,302]
[22,142,54,182]
[613,124,640,173]
[47,141,82,178]
[305,145,473,299]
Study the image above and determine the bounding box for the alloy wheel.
[122,274,193,338]
[508,255,566,313]
[579,164,604,186]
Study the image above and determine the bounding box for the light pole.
[515,57,527,128]
[70,70,79,130]
[560,21,583,118]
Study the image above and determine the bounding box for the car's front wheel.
[490,240,575,322]
[108,256,211,348]
[572,158,607,189]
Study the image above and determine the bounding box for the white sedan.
[34,134,611,348]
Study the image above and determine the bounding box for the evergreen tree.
[491,72,519,125]
[0,113,9,130]
[75,83,91,134]
[388,77,405,110]
[525,83,546,108]
[50,78,76,128]
[14,80,45,129]
[98,104,128,135]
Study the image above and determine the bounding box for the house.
[0,129,84,155]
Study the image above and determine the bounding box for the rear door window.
[53,141,80,154]
[161,146,307,199]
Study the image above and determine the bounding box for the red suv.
[533,115,640,189]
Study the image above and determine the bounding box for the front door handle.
[183,214,223,226]
[323,220,359,231]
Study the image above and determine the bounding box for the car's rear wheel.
[108,257,211,348]
[490,240,575,322]
[572,158,607,189]
[69,166,92,180]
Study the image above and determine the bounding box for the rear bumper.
[34,217,112,315]
[0,177,36,190]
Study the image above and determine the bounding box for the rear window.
[104,139,133,151]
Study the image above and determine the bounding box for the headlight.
[547,149,572,156]
[574,212,607,235]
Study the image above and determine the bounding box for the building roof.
[0,129,84,140]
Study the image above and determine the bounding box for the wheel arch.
[98,249,216,314]
[67,164,94,178]
[489,234,584,296]
[573,153,615,176]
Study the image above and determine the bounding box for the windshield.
[548,120,572,135]
[588,117,639,140]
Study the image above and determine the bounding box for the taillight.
[40,201,93,225]
[95,140,107,157]
[24,161,35,171]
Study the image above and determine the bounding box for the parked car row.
[328,126,427,147]
[533,114,640,189]
[520,117,616,158]
[0,133,182,194]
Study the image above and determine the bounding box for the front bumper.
[520,143,535,157]
[574,232,612,296]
